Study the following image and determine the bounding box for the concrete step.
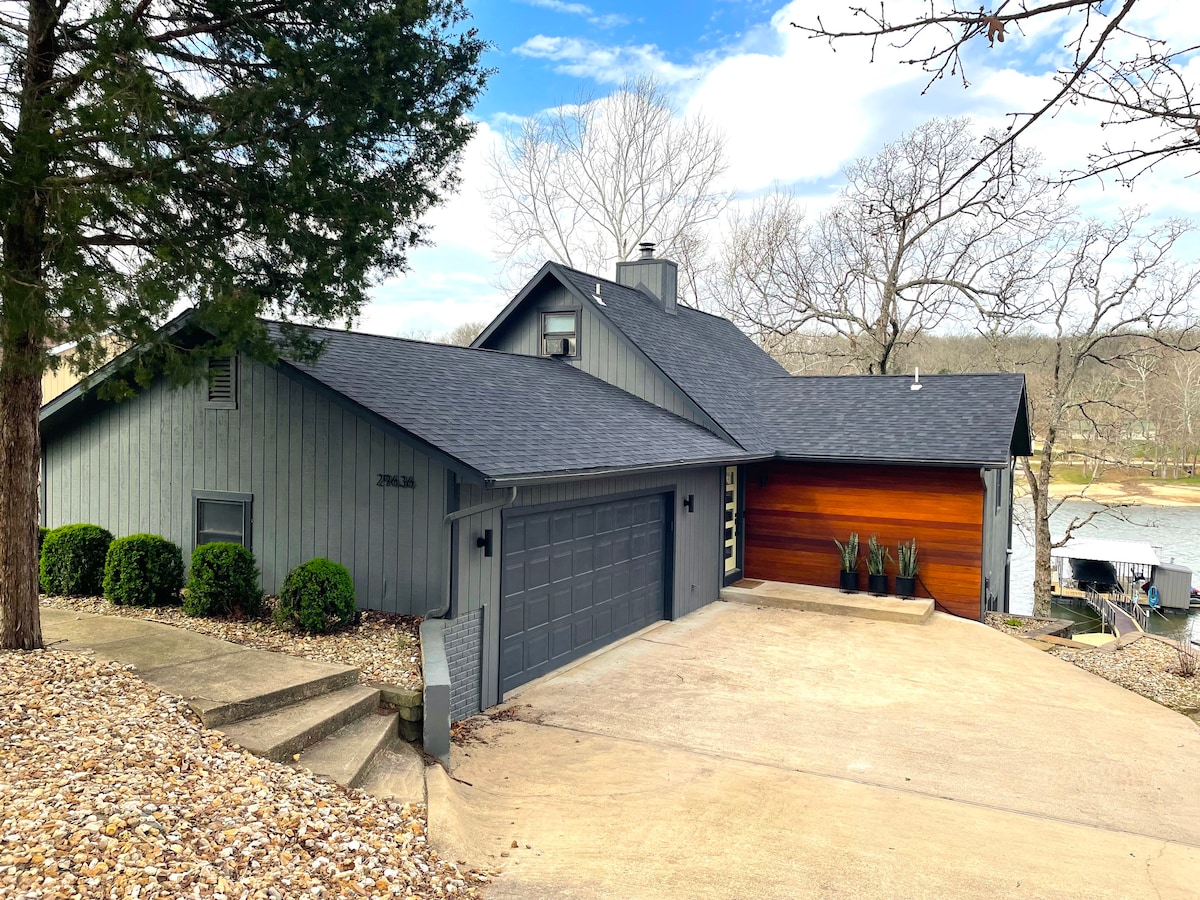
[358,741,427,803]
[296,710,400,789]
[189,659,360,728]
[721,582,934,625]
[218,684,381,762]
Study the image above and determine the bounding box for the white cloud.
[514,35,704,84]
[522,0,591,15]
[517,0,630,29]
[363,1,1200,335]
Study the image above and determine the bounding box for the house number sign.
[376,474,416,489]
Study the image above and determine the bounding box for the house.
[39,246,1030,757]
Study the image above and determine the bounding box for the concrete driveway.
[430,602,1200,899]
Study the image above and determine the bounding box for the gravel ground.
[985,612,1058,636]
[1048,637,1200,715]
[0,650,486,899]
[40,596,422,690]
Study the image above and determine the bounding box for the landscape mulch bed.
[988,612,1200,718]
[40,595,422,691]
[1048,636,1200,716]
[0,650,485,899]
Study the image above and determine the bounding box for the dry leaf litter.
[0,649,486,899]
[40,595,421,690]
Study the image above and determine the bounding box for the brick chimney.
[615,242,678,315]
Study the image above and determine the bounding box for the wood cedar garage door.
[500,494,667,695]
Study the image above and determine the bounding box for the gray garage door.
[500,494,668,695]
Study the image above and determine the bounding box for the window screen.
[196,498,249,547]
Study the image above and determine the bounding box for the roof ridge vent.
[910,367,922,391]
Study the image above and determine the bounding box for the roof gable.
[477,262,788,450]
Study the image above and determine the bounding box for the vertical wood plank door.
[744,462,985,620]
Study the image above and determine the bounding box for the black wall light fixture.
[476,528,494,557]
[683,494,695,513]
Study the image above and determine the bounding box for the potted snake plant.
[866,534,892,596]
[834,532,860,593]
[896,539,918,598]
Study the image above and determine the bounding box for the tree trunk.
[1029,440,1055,617]
[0,356,43,650]
[0,0,55,650]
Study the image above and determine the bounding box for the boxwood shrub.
[275,558,358,634]
[103,534,185,607]
[184,542,262,618]
[39,524,114,596]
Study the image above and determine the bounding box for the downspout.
[432,485,518,620]
[422,484,517,767]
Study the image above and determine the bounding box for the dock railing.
[1083,588,1147,635]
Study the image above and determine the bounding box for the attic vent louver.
[207,355,236,406]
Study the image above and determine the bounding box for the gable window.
[541,311,578,358]
[207,355,238,408]
[194,491,253,548]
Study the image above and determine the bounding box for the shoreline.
[1016,481,1200,509]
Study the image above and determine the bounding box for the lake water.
[1009,498,1200,643]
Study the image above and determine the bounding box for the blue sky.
[357,0,1200,338]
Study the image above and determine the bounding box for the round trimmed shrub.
[184,542,262,618]
[275,558,357,634]
[103,534,185,607]
[39,524,114,596]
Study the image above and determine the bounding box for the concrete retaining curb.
[420,619,451,767]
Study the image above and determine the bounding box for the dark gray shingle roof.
[275,324,748,481]
[755,373,1030,466]
[552,264,787,451]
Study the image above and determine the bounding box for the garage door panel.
[525,516,550,550]
[551,623,572,659]
[572,579,593,613]
[525,632,550,668]
[550,548,571,582]
[503,561,526,597]
[572,544,594,576]
[550,586,572,621]
[500,494,668,695]
[573,509,595,539]
[525,554,550,591]
[525,595,549,630]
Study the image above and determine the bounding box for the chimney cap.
[637,241,656,260]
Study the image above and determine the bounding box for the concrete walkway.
[431,601,1200,900]
[40,606,357,725]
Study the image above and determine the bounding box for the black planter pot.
[867,573,889,596]
[895,576,917,598]
[839,570,860,593]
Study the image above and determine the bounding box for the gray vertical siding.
[42,357,449,614]
[981,465,1014,614]
[484,281,721,434]
[441,466,724,717]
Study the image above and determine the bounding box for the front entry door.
[723,467,740,581]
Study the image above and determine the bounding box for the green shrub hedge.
[37,527,48,557]
[39,524,114,596]
[184,542,262,618]
[103,534,185,607]
[275,558,358,633]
